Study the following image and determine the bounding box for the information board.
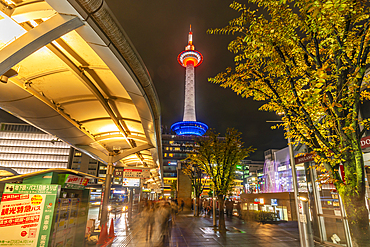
[123,168,150,178]
[0,184,59,247]
[122,178,140,187]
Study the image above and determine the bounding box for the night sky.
[0,0,287,161]
[105,0,287,160]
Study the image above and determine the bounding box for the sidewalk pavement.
[107,211,326,247]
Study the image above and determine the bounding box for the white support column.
[0,14,84,76]
[183,63,196,122]
[100,155,113,227]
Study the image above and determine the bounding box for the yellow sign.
[31,195,43,205]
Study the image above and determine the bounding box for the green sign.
[236,165,242,170]
[0,184,60,247]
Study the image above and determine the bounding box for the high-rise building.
[171,26,208,136]
[0,122,71,174]
[0,118,105,183]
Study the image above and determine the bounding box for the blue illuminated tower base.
[171,121,208,136]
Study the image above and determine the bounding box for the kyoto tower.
[171,26,208,136]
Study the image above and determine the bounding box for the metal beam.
[75,145,109,163]
[80,117,141,124]
[10,77,97,142]
[0,14,84,76]
[112,143,154,163]
[46,42,133,148]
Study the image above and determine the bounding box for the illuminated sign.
[236,165,242,169]
[59,174,88,190]
[113,190,126,194]
[271,199,278,206]
[278,165,287,171]
[167,162,177,166]
[123,168,150,178]
[122,178,140,187]
[114,169,123,177]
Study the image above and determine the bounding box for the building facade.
[0,122,71,174]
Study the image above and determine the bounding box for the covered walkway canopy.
[0,0,162,189]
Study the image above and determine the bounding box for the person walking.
[203,199,209,216]
[158,202,172,246]
[142,201,155,242]
[236,201,241,218]
[170,200,178,223]
[226,199,233,217]
[180,200,185,212]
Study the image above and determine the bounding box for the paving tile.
[108,212,309,247]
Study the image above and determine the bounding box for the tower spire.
[172,26,208,136]
[186,25,194,51]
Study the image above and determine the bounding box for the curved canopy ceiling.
[0,0,162,186]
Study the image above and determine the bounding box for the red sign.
[65,175,89,186]
[361,136,370,149]
[114,169,123,177]
[294,154,314,165]
[1,194,29,202]
[294,137,370,165]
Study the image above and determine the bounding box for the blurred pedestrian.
[180,200,184,211]
[142,201,155,241]
[171,200,178,222]
[236,201,241,218]
[225,199,233,217]
[158,202,171,246]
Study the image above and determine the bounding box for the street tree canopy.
[208,0,370,245]
[187,128,255,229]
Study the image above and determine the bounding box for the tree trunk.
[340,190,369,246]
[195,196,200,216]
[218,197,226,230]
[339,148,370,247]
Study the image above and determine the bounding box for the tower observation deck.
[171,26,208,136]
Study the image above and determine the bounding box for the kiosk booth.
[0,169,101,247]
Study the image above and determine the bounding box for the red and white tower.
[172,26,208,136]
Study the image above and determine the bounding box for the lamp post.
[267,120,312,247]
[213,189,216,226]
[192,165,197,216]
[286,126,306,246]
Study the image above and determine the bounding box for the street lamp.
[192,165,197,216]
[267,118,312,247]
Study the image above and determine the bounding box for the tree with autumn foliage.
[208,0,370,245]
[187,128,255,230]
[182,161,205,216]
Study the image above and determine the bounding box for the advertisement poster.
[59,174,88,190]
[0,183,59,247]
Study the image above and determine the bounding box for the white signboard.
[123,168,150,178]
[122,178,140,187]
[300,214,307,223]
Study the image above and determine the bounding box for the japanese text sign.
[0,184,59,247]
